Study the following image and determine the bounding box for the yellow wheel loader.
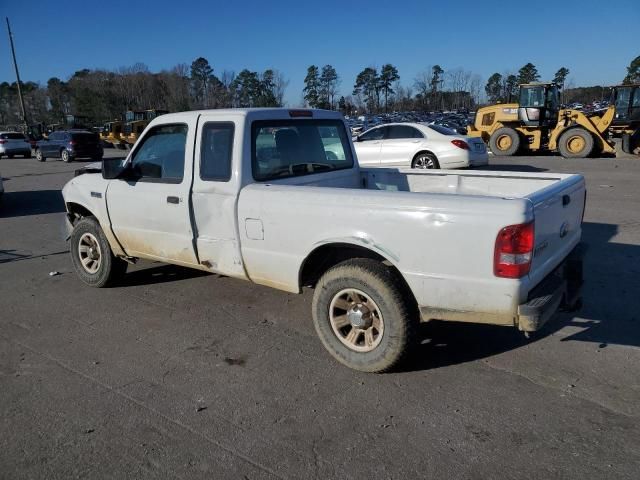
[99,120,125,149]
[467,83,616,158]
[121,109,168,147]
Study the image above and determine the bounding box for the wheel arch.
[411,149,439,165]
[299,241,418,310]
[66,201,95,224]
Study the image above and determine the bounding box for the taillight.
[0,139,6,144]
[494,222,535,278]
[69,140,76,146]
[451,139,469,150]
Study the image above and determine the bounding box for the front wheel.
[70,217,127,287]
[412,152,440,169]
[35,149,45,162]
[558,128,594,158]
[312,258,417,373]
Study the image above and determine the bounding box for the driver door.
[105,119,199,265]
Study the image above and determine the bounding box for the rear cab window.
[252,119,353,181]
[1,133,26,140]
[71,132,99,143]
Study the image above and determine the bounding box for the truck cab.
[518,83,560,127]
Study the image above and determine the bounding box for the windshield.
[519,87,545,107]
[252,119,354,181]
[1,133,26,140]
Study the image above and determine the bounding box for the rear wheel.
[61,149,71,162]
[312,258,417,373]
[70,217,127,288]
[558,128,594,158]
[24,152,31,158]
[8,154,14,159]
[35,149,45,162]
[412,152,440,169]
[489,127,521,156]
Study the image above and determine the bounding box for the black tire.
[412,152,440,169]
[312,258,417,373]
[70,217,127,288]
[35,149,45,162]
[24,152,31,159]
[92,155,103,162]
[558,128,594,158]
[7,154,14,159]
[489,127,521,156]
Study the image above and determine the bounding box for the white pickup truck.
[62,108,585,372]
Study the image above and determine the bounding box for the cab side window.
[131,124,187,182]
[200,123,234,181]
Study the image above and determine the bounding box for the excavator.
[609,84,640,154]
[467,82,616,158]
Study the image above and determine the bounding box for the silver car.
[0,132,32,158]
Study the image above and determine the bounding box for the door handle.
[166,196,180,204]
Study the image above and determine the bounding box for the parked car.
[35,130,103,162]
[0,132,32,159]
[353,122,488,169]
[62,108,584,372]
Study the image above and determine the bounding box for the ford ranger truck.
[62,108,585,372]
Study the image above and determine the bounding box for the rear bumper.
[517,243,585,332]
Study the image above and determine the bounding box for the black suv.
[35,130,103,162]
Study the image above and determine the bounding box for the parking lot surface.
[1,150,639,479]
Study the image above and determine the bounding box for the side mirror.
[102,158,129,179]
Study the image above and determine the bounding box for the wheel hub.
[347,304,372,329]
[497,134,512,150]
[329,288,384,352]
[567,136,585,153]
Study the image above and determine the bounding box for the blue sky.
[1,0,638,106]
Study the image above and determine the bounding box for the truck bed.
[362,168,572,199]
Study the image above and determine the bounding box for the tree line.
[1,54,638,128]
[0,57,288,127]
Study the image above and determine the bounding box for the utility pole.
[6,17,28,130]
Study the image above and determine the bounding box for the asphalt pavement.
[1,149,639,479]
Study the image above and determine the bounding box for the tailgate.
[528,175,585,284]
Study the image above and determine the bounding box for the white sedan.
[353,122,488,169]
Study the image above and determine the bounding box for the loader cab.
[518,83,559,127]
[611,85,640,127]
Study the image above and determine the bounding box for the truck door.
[105,119,199,265]
[190,116,245,278]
